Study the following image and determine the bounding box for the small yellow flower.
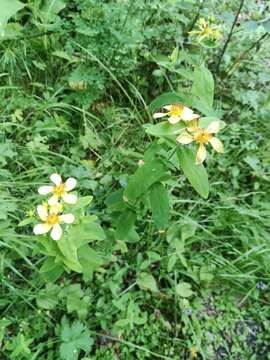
[33,203,75,241]
[189,17,221,43]
[177,121,224,164]
[153,104,200,124]
[189,346,198,358]
[38,173,77,205]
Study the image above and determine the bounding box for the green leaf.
[71,196,93,211]
[78,245,103,282]
[57,234,83,273]
[0,0,25,25]
[144,121,185,137]
[69,220,105,249]
[124,159,167,204]
[148,92,188,113]
[149,182,170,230]
[115,208,136,240]
[192,65,214,109]
[137,272,158,292]
[18,217,33,227]
[177,147,209,198]
[175,282,193,298]
[39,257,64,283]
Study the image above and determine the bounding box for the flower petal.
[50,224,62,241]
[59,214,75,224]
[209,137,224,153]
[196,144,207,164]
[49,203,63,215]
[38,186,53,195]
[177,133,194,144]
[206,121,220,134]
[153,112,167,119]
[168,115,180,124]
[62,193,77,204]
[50,173,62,186]
[37,205,48,221]
[48,194,59,206]
[65,177,77,192]
[163,105,172,110]
[33,223,51,235]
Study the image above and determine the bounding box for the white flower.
[38,173,77,205]
[177,121,224,164]
[33,204,75,241]
[153,104,200,124]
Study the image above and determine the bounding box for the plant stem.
[185,0,205,40]
[225,32,269,76]
[215,0,245,72]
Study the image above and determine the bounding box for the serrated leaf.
[149,182,170,230]
[177,147,209,198]
[39,257,64,283]
[78,245,103,282]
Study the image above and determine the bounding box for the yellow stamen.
[194,130,212,144]
[169,104,184,117]
[53,183,65,197]
[46,214,59,226]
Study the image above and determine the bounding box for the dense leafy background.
[1,0,270,359]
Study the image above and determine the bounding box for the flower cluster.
[189,17,221,46]
[154,104,224,164]
[33,174,77,241]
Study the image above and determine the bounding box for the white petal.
[50,224,62,241]
[65,177,77,192]
[206,121,220,134]
[59,214,75,224]
[61,193,77,204]
[153,112,167,119]
[181,107,200,121]
[33,223,51,235]
[163,105,172,110]
[48,194,59,206]
[37,205,48,221]
[38,186,53,195]
[168,115,180,124]
[209,137,224,153]
[196,144,207,164]
[177,133,194,144]
[50,173,62,186]
[49,203,63,215]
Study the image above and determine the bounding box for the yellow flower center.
[169,104,184,117]
[46,214,59,226]
[194,131,212,144]
[53,183,65,197]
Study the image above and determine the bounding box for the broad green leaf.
[69,221,105,248]
[124,159,167,204]
[148,92,189,113]
[39,257,64,283]
[176,282,193,298]
[144,121,185,137]
[0,0,25,25]
[71,196,93,211]
[137,272,158,292]
[78,245,103,281]
[149,92,218,117]
[57,234,82,273]
[177,147,209,198]
[199,117,226,129]
[192,65,214,109]
[181,223,197,241]
[149,182,170,230]
[115,208,136,240]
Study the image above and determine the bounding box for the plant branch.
[215,0,245,72]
